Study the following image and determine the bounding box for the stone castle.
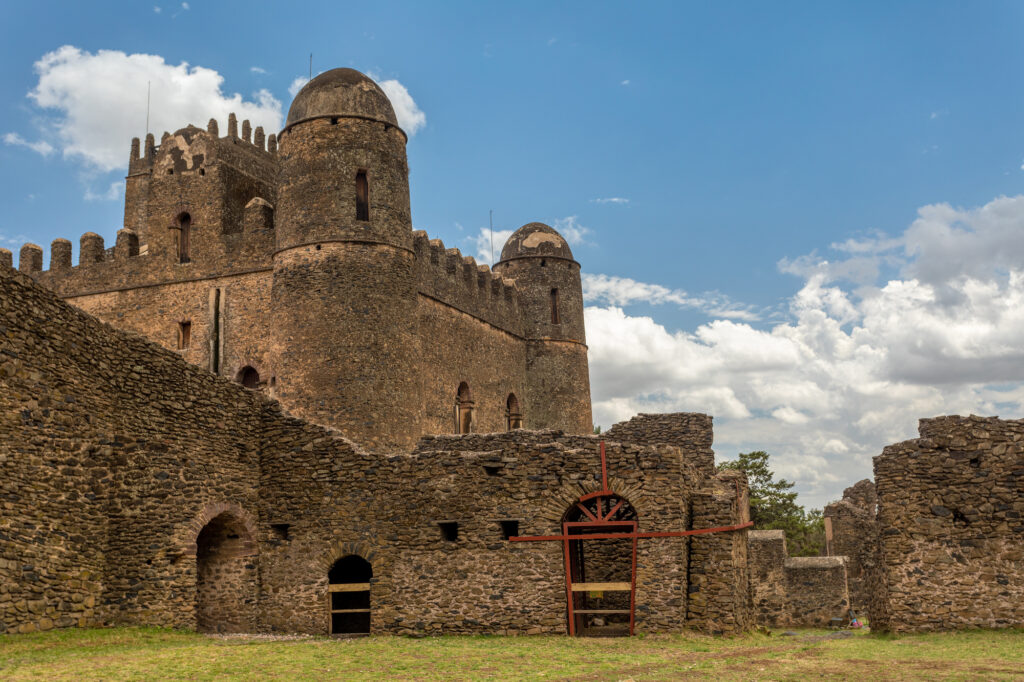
[1,68,1020,637]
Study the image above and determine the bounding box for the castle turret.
[270,68,421,451]
[494,223,592,433]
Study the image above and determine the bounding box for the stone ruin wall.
[604,413,716,478]
[870,415,1024,632]
[0,263,263,634]
[0,262,751,636]
[823,479,877,614]
[747,530,851,628]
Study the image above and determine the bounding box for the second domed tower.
[494,223,592,433]
[270,68,420,450]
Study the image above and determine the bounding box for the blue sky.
[4,1,1024,507]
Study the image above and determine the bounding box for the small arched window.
[550,288,560,325]
[455,382,473,434]
[178,213,192,264]
[506,393,522,430]
[355,170,369,221]
[237,366,260,389]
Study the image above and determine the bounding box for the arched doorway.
[563,493,638,636]
[236,366,260,389]
[328,555,372,635]
[195,512,257,633]
[455,382,473,434]
[506,393,522,430]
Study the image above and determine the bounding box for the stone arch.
[236,365,260,389]
[455,382,474,434]
[318,540,380,575]
[506,392,522,430]
[533,460,650,532]
[178,502,259,634]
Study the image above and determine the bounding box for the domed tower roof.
[285,68,399,129]
[498,222,575,263]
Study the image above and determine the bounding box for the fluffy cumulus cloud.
[587,194,1024,508]
[21,46,283,172]
[2,132,54,156]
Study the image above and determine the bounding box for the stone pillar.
[19,244,43,273]
[50,239,72,271]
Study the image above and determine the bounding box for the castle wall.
[748,530,851,628]
[604,413,716,477]
[1,264,262,633]
[823,479,877,613]
[870,415,1024,632]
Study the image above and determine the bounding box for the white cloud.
[583,273,762,321]
[552,215,591,246]
[591,197,630,205]
[469,227,515,265]
[24,46,283,172]
[181,2,190,9]
[620,80,630,86]
[250,66,266,75]
[153,6,161,13]
[589,194,1024,508]
[375,78,426,136]
[288,76,309,97]
[3,132,54,156]
[84,180,124,202]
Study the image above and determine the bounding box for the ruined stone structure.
[7,68,591,452]
[748,530,851,628]
[869,416,1024,632]
[823,479,876,612]
[0,67,755,637]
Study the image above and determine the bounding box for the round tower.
[270,68,420,451]
[494,223,593,433]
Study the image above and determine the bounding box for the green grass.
[0,627,1022,680]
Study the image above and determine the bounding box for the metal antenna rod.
[489,209,495,265]
[309,53,312,81]
[145,81,151,136]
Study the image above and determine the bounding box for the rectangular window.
[178,321,191,349]
[439,521,459,542]
[355,170,369,221]
[550,288,561,324]
[499,520,519,540]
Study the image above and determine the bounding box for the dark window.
[237,366,260,389]
[506,393,522,430]
[499,520,519,540]
[355,170,369,221]
[178,321,191,350]
[456,382,473,434]
[270,523,290,541]
[550,288,561,324]
[439,522,459,542]
[328,555,372,635]
[178,213,191,264]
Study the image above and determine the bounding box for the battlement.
[127,112,278,176]
[412,230,522,336]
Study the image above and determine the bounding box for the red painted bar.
[508,520,754,543]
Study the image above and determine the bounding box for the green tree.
[718,450,824,556]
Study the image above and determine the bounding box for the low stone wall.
[604,413,715,477]
[870,415,1024,632]
[748,530,850,628]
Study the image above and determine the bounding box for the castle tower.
[494,223,593,433]
[269,68,421,451]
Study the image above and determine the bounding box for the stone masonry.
[869,415,1024,632]
[823,479,877,613]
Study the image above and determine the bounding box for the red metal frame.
[511,440,752,637]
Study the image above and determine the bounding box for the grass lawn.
[1,626,1022,681]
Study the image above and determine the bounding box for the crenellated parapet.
[412,230,522,336]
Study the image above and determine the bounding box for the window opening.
[499,520,519,540]
[178,213,192,264]
[550,288,561,324]
[439,522,459,542]
[328,555,372,635]
[483,465,501,477]
[506,393,522,430]
[178,321,191,350]
[270,523,290,541]
[455,382,473,434]
[355,170,369,221]
[237,366,260,389]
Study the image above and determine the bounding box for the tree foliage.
[718,450,824,557]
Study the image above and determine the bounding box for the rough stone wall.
[0,264,262,633]
[747,530,787,626]
[870,415,1024,632]
[748,530,851,628]
[605,413,716,477]
[685,469,751,634]
[824,479,877,613]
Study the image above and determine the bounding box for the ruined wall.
[0,264,262,634]
[686,469,751,634]
[870,415,1024,632]
[748,530,851,628]
[605,413,716,477]
[824,479,877,613]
